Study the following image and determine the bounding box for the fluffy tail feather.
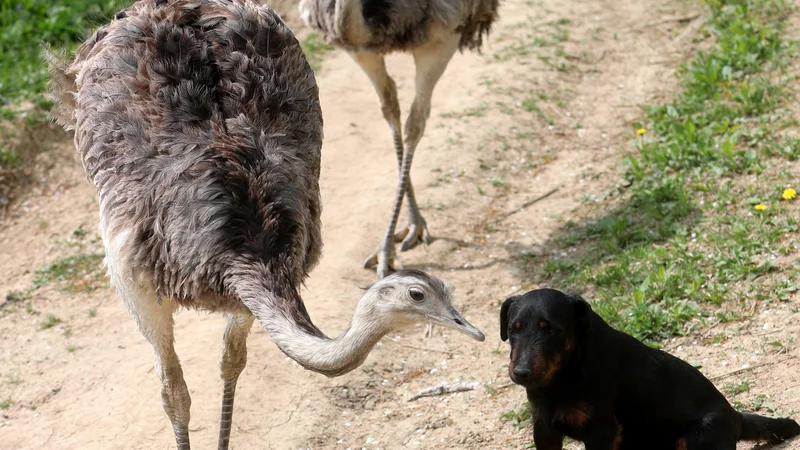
[298,0,369,47]
[41,43,77,131]
[334,0,369,47]
[456,0,500,51]
[739,413,800,443]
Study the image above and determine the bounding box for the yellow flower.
[754,203,767,211]
[782,188,797,201]
[636,128,646,136]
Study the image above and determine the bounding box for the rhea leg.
[114,277,191,449]
[349,51,405,277]
[217,312,255,450]
[348,51,404,167]
[153,322,192,450]
[395,35,460,252]
[403,35,460,338]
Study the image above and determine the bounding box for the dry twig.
[709,359,789,382]
[408,381,480,402]
[499,186,560,221]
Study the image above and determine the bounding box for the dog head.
[500,288,592,387]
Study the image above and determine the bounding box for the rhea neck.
[242,283,406,378]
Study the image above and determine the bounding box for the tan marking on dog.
[675,438,687,450]
[542,353,562,382]
[554,403,592,428]
[509,347,517,377]
[613,424,624,450]
[539,320,549,329]
[513,321,521,330]
[532,351,545,374]
[564,338,572,351]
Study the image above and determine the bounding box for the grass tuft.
[40,314,62,330]
[301,32,334,72]
[500,402,532,429]
[0,0,129,114]
[722,379,754,396]
[33,253,105,293]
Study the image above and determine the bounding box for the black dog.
[500,288,800,449]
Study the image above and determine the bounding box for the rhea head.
[359,269,485,342]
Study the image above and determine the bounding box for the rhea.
[299,0,500,278]
[45,1,484,449]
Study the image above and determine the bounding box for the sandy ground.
[1,0,799,449]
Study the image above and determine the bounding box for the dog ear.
[568,293,593,337]
[500,295,519,341]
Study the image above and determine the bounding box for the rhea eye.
[409,287,425,302]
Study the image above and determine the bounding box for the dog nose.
[513,367,532,380]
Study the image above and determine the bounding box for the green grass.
[39,314,63,330]
[301,32,334,72]
[494,18,572,63]
[523,0,799,342]
[0,398,11,409]
[0,0,129,113]
[732,393,785,415]
[4,252,105,315]
[6,371,22,385]
[0,146,22,168]
[33,253,105,293]
[722,379,754,396]
[500,402,532,429]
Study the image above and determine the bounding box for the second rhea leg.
[351,51,406,277]
[395,35,460,252]
[217,312,255,450]
[405,36,460,337]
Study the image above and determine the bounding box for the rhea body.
[299,0,500,278]
[46,1,484,449]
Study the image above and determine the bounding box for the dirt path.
[1,0,797,449]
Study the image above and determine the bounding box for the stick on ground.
[408,382,480,402]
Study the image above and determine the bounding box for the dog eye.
[539,320,561,335]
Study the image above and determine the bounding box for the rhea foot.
[394,212,431,252]
[364,239,403,279]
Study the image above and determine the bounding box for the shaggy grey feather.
[48,0,325,332]
[300,0,499,52]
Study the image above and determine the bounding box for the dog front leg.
[533,418,564,450]
[583,416,623,450]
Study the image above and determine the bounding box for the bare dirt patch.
[1,0,798,449]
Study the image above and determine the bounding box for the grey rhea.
[44,1,485,449]
[299,0,500,278]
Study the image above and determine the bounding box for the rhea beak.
[431,306,486,342]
